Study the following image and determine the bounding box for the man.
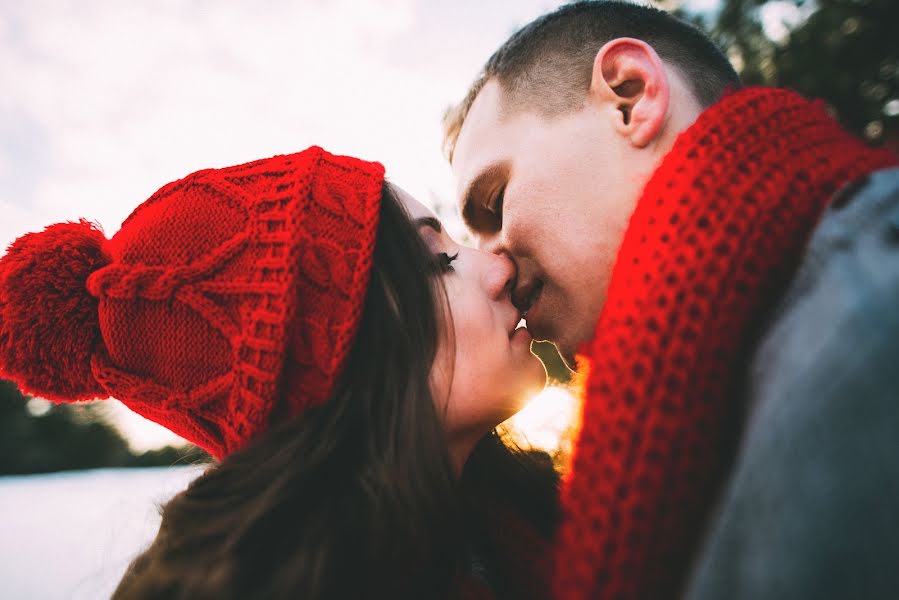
[444,2,899,599]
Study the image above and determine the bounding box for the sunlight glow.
[505,385,580,455]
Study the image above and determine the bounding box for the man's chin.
[558,346,578,371]
[540,335,577,371]
[531,320,587,371]
[554,332,591,372]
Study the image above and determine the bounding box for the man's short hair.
[443,1,741,162]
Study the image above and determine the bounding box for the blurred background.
[1,0,896,597]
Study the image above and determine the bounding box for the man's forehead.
[452,80,511,204]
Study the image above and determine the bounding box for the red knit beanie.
[0,146,385,459]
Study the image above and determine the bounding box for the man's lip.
[523,286,548,340]
[513,276,543,315]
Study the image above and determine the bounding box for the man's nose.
[484,249,517,301]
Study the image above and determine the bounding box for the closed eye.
[459,163,510,234]
[486,187,505,226]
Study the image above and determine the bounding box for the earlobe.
[590,37,670,148]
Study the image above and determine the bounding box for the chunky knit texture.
[0,146,384,459]
[553,88,899,600]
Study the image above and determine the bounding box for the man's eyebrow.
[414,216,442,233]
[459,163,506,230]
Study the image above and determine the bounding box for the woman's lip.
[511,325,532,344]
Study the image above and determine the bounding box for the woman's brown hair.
[113,184,558,600]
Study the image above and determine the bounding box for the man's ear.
[589,37,670,148]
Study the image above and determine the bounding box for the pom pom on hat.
[0,219,111,401]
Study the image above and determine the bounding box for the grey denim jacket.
[685,167,899,600]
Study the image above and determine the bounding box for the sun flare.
[504,385,580,455]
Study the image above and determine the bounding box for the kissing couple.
[2,2,897,599]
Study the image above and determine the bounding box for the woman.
[0,147,558,599]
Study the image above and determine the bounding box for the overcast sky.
[0,0,585,250]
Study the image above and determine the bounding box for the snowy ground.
[0,466,205,599]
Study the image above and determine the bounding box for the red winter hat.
[0,146,384,459]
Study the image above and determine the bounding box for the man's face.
[452,80,654,363]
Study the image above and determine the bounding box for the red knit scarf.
[552,87,899,600]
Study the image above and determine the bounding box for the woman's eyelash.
[436,252,458,273]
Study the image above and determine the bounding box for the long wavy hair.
[113,184,558,600]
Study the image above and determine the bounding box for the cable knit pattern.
[0,146,384,459]
[553,88,899,600]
